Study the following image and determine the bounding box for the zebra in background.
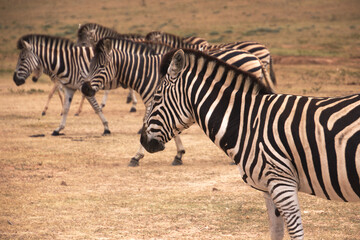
[145,31,209,49]
[77,22,145,47]
[81,37,185,167]
[140,49,360,239]
[145,31,276,89]
[13,34,110,136]
[203,41,276,87]
[81,37,274,166]
[77,22,146,112]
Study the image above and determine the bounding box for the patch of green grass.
[243,27,281,36]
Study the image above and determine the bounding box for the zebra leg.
[129,89,137,112]
[126,89,133,103]
[42,82,59,116]
[52,87,75,135]
[128,145,145,167]
[172,136,185,166]
[74,94,85,116]
[85,95,111,135]
[101,90,110,109]
[267,175,304,240]
[264,192,285,240]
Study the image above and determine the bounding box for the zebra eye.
[153,94,161,102]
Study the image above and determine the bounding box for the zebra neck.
[114,53,162,104]
[183,57,267,163]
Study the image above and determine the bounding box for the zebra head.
[77,23,98,47]
[81,38,114,97]
[14,39,41,86]
[141,49,193,153]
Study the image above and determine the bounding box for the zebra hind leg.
[264,192,285,240]
[266,174,304,240]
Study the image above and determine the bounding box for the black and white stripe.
[140,49,360,239]
[13,34,110,135]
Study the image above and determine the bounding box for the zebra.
[81,38,272,167]
[203,41,276,86]
[13,34,110,136]
[77,22,146,112]
[81,37,186,167]
[140,49,360,239]
[145,31,276,88]
[145,31,209,49]
[77,22,145,47]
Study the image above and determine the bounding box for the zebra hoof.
[103,129,111,135]
[128,158,139,167]
[172,156,183,166]
[52,131,60,136]
[41,111,46,116]
[126,97,132,104]
[130,107,136,112]
[229,161,236,165]
[74,113,80,116]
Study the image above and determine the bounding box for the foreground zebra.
[81,38,271,166]
[140,49,360,239]
[13,34,110,136]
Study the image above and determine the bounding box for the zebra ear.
[168,49,185,77]
[103,38,112,55]
[21,40,32,50]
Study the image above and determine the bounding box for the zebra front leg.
[52,87,75,135]
[172,136,185,166]
[128,89,137,112]
[264,192,285,240]
[74,94,85,116]
[267,175,303,240]
[128,145,145,167]
[101,90,110,109]
[85,95,110,135]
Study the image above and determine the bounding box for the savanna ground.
[0,0,360,239]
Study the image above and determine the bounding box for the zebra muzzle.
[13,72,25,86]
[81,82,96,97]
[140,125,165,153]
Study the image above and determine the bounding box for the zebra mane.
[146,31,197,43]
[94,37,157,56]
[160,49,273,94]
[17,34,75,50]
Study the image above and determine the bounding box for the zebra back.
[77,23,145,47]
[145,31,209,49]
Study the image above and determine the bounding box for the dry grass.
[1,0,360,239]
